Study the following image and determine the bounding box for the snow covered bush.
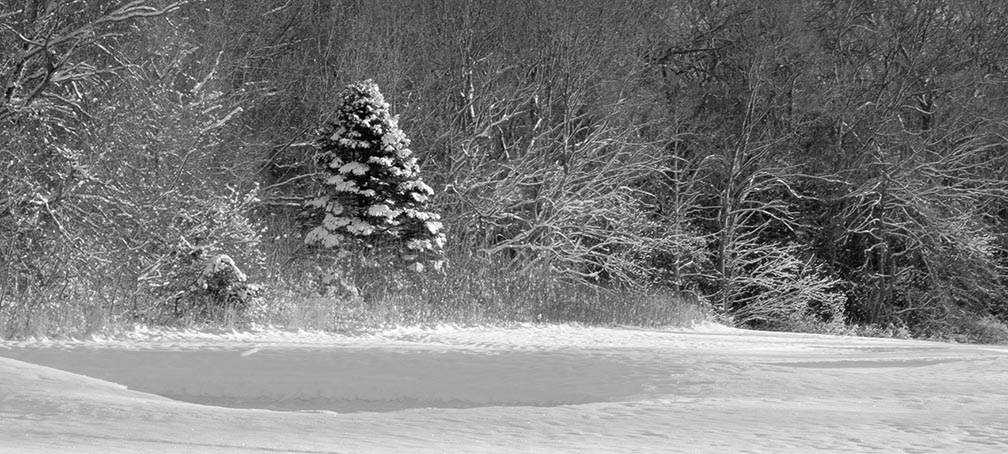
[304,80,445,270]
[134,184,263,322]
[196,254,256,306]
[145,238,263,322]
[185,252,262,321]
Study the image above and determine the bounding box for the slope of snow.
[1,324,1007,453]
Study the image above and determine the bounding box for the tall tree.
[305,80,445,271]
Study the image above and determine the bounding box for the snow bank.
[1,325,1007,453]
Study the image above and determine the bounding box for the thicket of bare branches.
[4,0,1008,340]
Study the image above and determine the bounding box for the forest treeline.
[3,0,1008,341]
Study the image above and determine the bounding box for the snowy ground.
[1,324,1007,453]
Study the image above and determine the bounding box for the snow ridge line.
[0,323,743,352]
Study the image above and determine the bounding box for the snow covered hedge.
[305,80,445,271]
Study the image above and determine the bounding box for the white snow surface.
[1,323,1007,453]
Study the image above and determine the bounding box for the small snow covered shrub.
[183,252,263,322]
[196,254,261,308]
[304,79,445,270]
[145,240,263,323]
[133,185,264,323]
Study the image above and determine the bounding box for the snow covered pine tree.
[305,80,445,272]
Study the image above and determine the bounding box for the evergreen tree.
[305,80,445,270]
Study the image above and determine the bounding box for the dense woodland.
[3,0,1008,341]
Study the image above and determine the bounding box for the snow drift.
[1,325,1007,453]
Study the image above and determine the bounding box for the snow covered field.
[1,324,1007,453]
